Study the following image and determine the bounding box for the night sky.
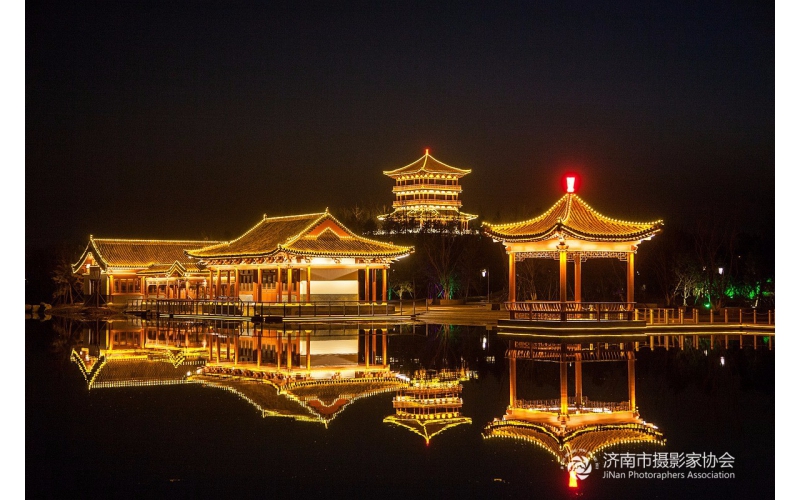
[26,1,775,248]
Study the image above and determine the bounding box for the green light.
[705,303,711,309]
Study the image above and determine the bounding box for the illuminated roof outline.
[483,194,663,243]
[383,151,472,178]
[72,237,221,273]
[186,211,413,260]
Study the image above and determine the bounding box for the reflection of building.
[483,177,663,305]
[384,368,472,444]
[69,319,409,425]
[72,237,222,305]
[187,211,412,302]
[378,150,477,231]
[70,318,208,389]
[484,340,664,468]
[196,323,405,425]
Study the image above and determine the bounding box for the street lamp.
[481,269,489,302]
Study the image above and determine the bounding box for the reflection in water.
[484,339,665,487]
[37,317,772,497]
[66,318,486,430]
[384,367,473,444]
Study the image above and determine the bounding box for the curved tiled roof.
[383,152,472,177]
[72,237,220,272]
[187,212,413,260]
[483,194,663,243]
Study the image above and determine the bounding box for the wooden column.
[627,352,636,412]
[574,254,582,303]
[364,330,370,368]
[277,267,283,302]
[382,331,388,368]
[507,253,516,302]
[559,359,569,416]
[234,335,239,366]
[575,358,583,406]
[276,332,282,370]
[371,329,377,365]
[364,266,369,302]
[286,268,293,303]
[627,252,635,307]
[371,269,377,304]
[256,329,262,367]
[256,268,263,303]
[226,335,230,361]
[108,275,115,303]
[306,266,311,303]
[306,332,311,372]
[508,356,517,408]
[559,249,568,304]
[382,268,387,302]
[216,269,221,300]
[286,334,292,371]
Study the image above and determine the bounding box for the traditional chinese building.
[186,210,413,302]
[72,237,222,305]
[378,150,477,231]
[73,210,412,305]
[483,175,663,306]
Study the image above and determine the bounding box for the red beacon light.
[561,173,581,194]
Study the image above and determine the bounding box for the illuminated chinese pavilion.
[484,340,664,473]
[74,210,412,305]
[383,368,472,444]
[378,150,477,231]
[72,237,222,305]
[483,175,663,306]
[186,211,413,302]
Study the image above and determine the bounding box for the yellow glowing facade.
[73,211,413,304]
[378,151,477,231]
[72,237,222,305]
[187,211,413,302]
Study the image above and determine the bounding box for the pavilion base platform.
[498,319,648,340]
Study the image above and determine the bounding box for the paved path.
[414,304,510,327]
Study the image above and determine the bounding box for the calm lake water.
[27,317,774,499]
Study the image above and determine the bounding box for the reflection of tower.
[384,368,472,444]
[485,340,663,479]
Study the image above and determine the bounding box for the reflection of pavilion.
[484,340,664,465]
[384,368,472,444]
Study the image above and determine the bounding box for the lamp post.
[481,269,489,302]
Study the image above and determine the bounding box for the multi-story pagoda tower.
[378,150,477,232]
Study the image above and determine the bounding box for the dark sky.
[26,0,775,247]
